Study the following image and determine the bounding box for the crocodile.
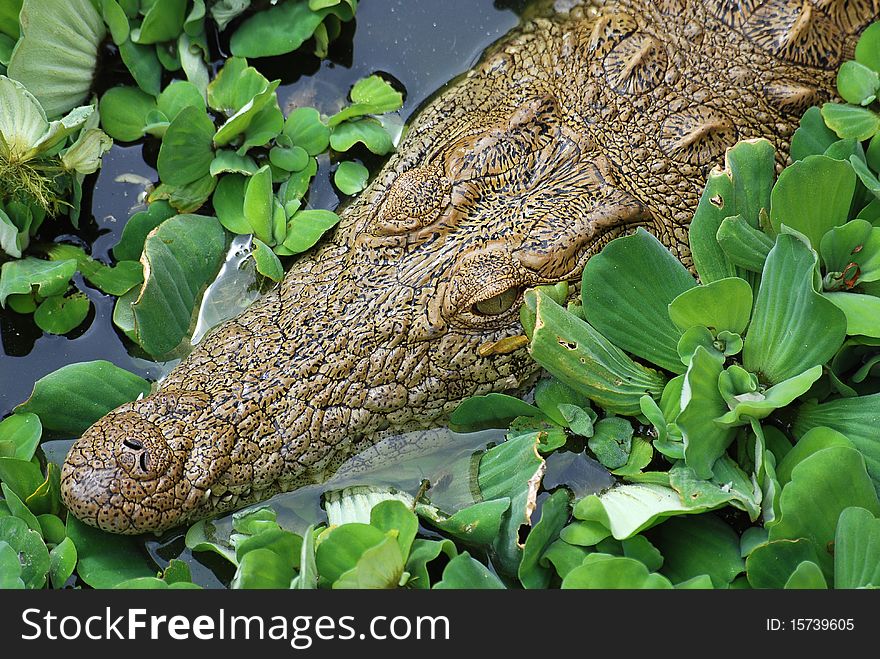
[60,0,877,534]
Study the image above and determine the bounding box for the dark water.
[0,0,529,417]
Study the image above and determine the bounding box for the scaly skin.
[61,0,876,533]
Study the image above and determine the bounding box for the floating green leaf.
[242,165,275,244]
[48,537,77,589]
[405,538,457,590]
[477,431,546,575]
[283,107,330,156]
[157,80,206,122]
[528,291,667,416]
[234,528,301,567]
[562,553,672,589]
[0,413,41,461]
[66,516,155,588]
[716,365,823,427]
[230,0,333,58]
[210,175,248,235]
[449,393,544,432]
[769,446,880,579]
[668,277,752,335]
[574,483,706,540]
[821,103,880,142]
[793,395,880,493]
[113,201,177,262]
[746,538,820,589]
[328,75,403,126]
[855,22,880,72]
[791,106,840,162]
[213,81,281,148]
[33,292,90,335]
[824,292,880,338]
[251,238,284,282]
[434,552,505,589]
[7,0,106,117]
[677,346,734,478]
[15,360,150,435]
[133,0,186,44]
[0,542,25,589]
[210,151,258,177]
[231,547,295,589]
[648,515,743,588]
[370,500,418,560]
[838,61,880,106]
[688,138,776,282]
[269,145,309,172]
[834,506,880,589]
[0,516,48,588]
[315,523,386,586]
[769,155,856,249]
[518,489,571,589]
[99,86,156,141]
[333,536,405,589]
[0,257,76,307]
[130,214,226,358]
[743,234,847,384]
[582,228,695,373]
[0,458,44,503]
[330,118,394,155]
[334,160,369,195]
[784,560,828,589]
[588,417,632,470]
[157,105,216,186]
[819,219,880,284]
[419,497,510,545]
[281,209,340,254]
[118,38,162,96]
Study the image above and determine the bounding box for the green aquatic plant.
[0,0,368,340]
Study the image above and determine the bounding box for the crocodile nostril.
[123,438,144,451]
[139,451,150,473]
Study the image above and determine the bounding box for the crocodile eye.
[472,287,520,316]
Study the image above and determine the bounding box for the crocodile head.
[61,1,868,533]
